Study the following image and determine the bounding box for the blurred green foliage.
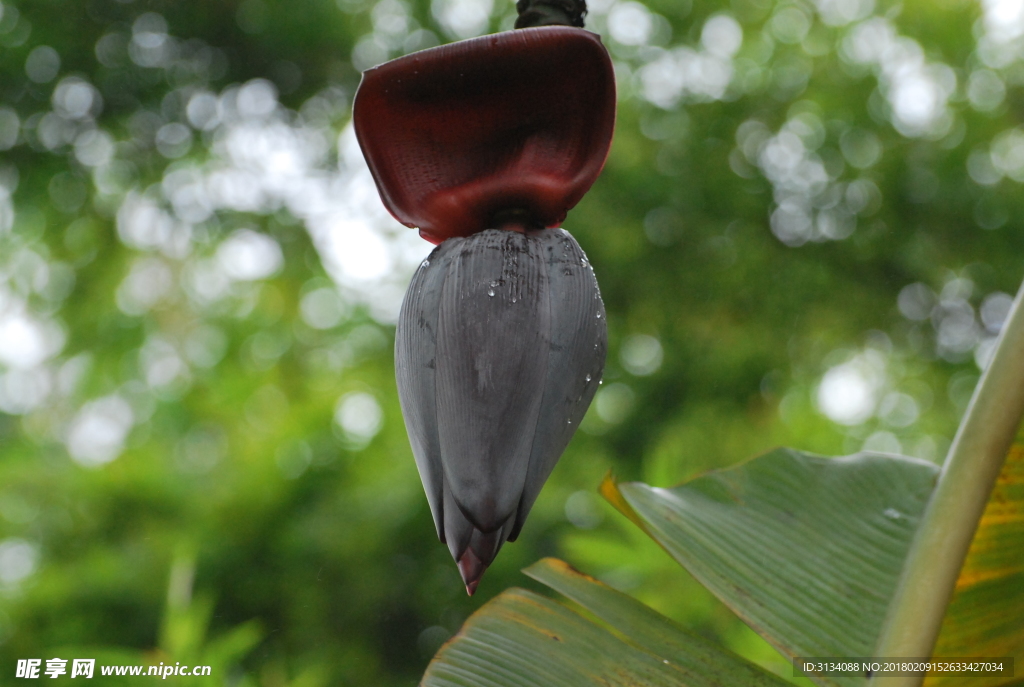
[0,0,1021,683]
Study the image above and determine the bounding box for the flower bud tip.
[457,548,487,596]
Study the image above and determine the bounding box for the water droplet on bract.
[585,374,591,382]
[421,259,430,268]
[511,297,517,303]
[487,288,495,297]
[599,379,603,385]
[580,257,588,266]
[596,312,602,319]
[567,419,572,424]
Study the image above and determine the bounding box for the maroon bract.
[353,26,616,244]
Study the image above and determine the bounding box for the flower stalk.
[514,0,587,28]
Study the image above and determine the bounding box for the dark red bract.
[353,27,616,244]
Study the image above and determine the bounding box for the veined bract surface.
[396,228,606,593]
